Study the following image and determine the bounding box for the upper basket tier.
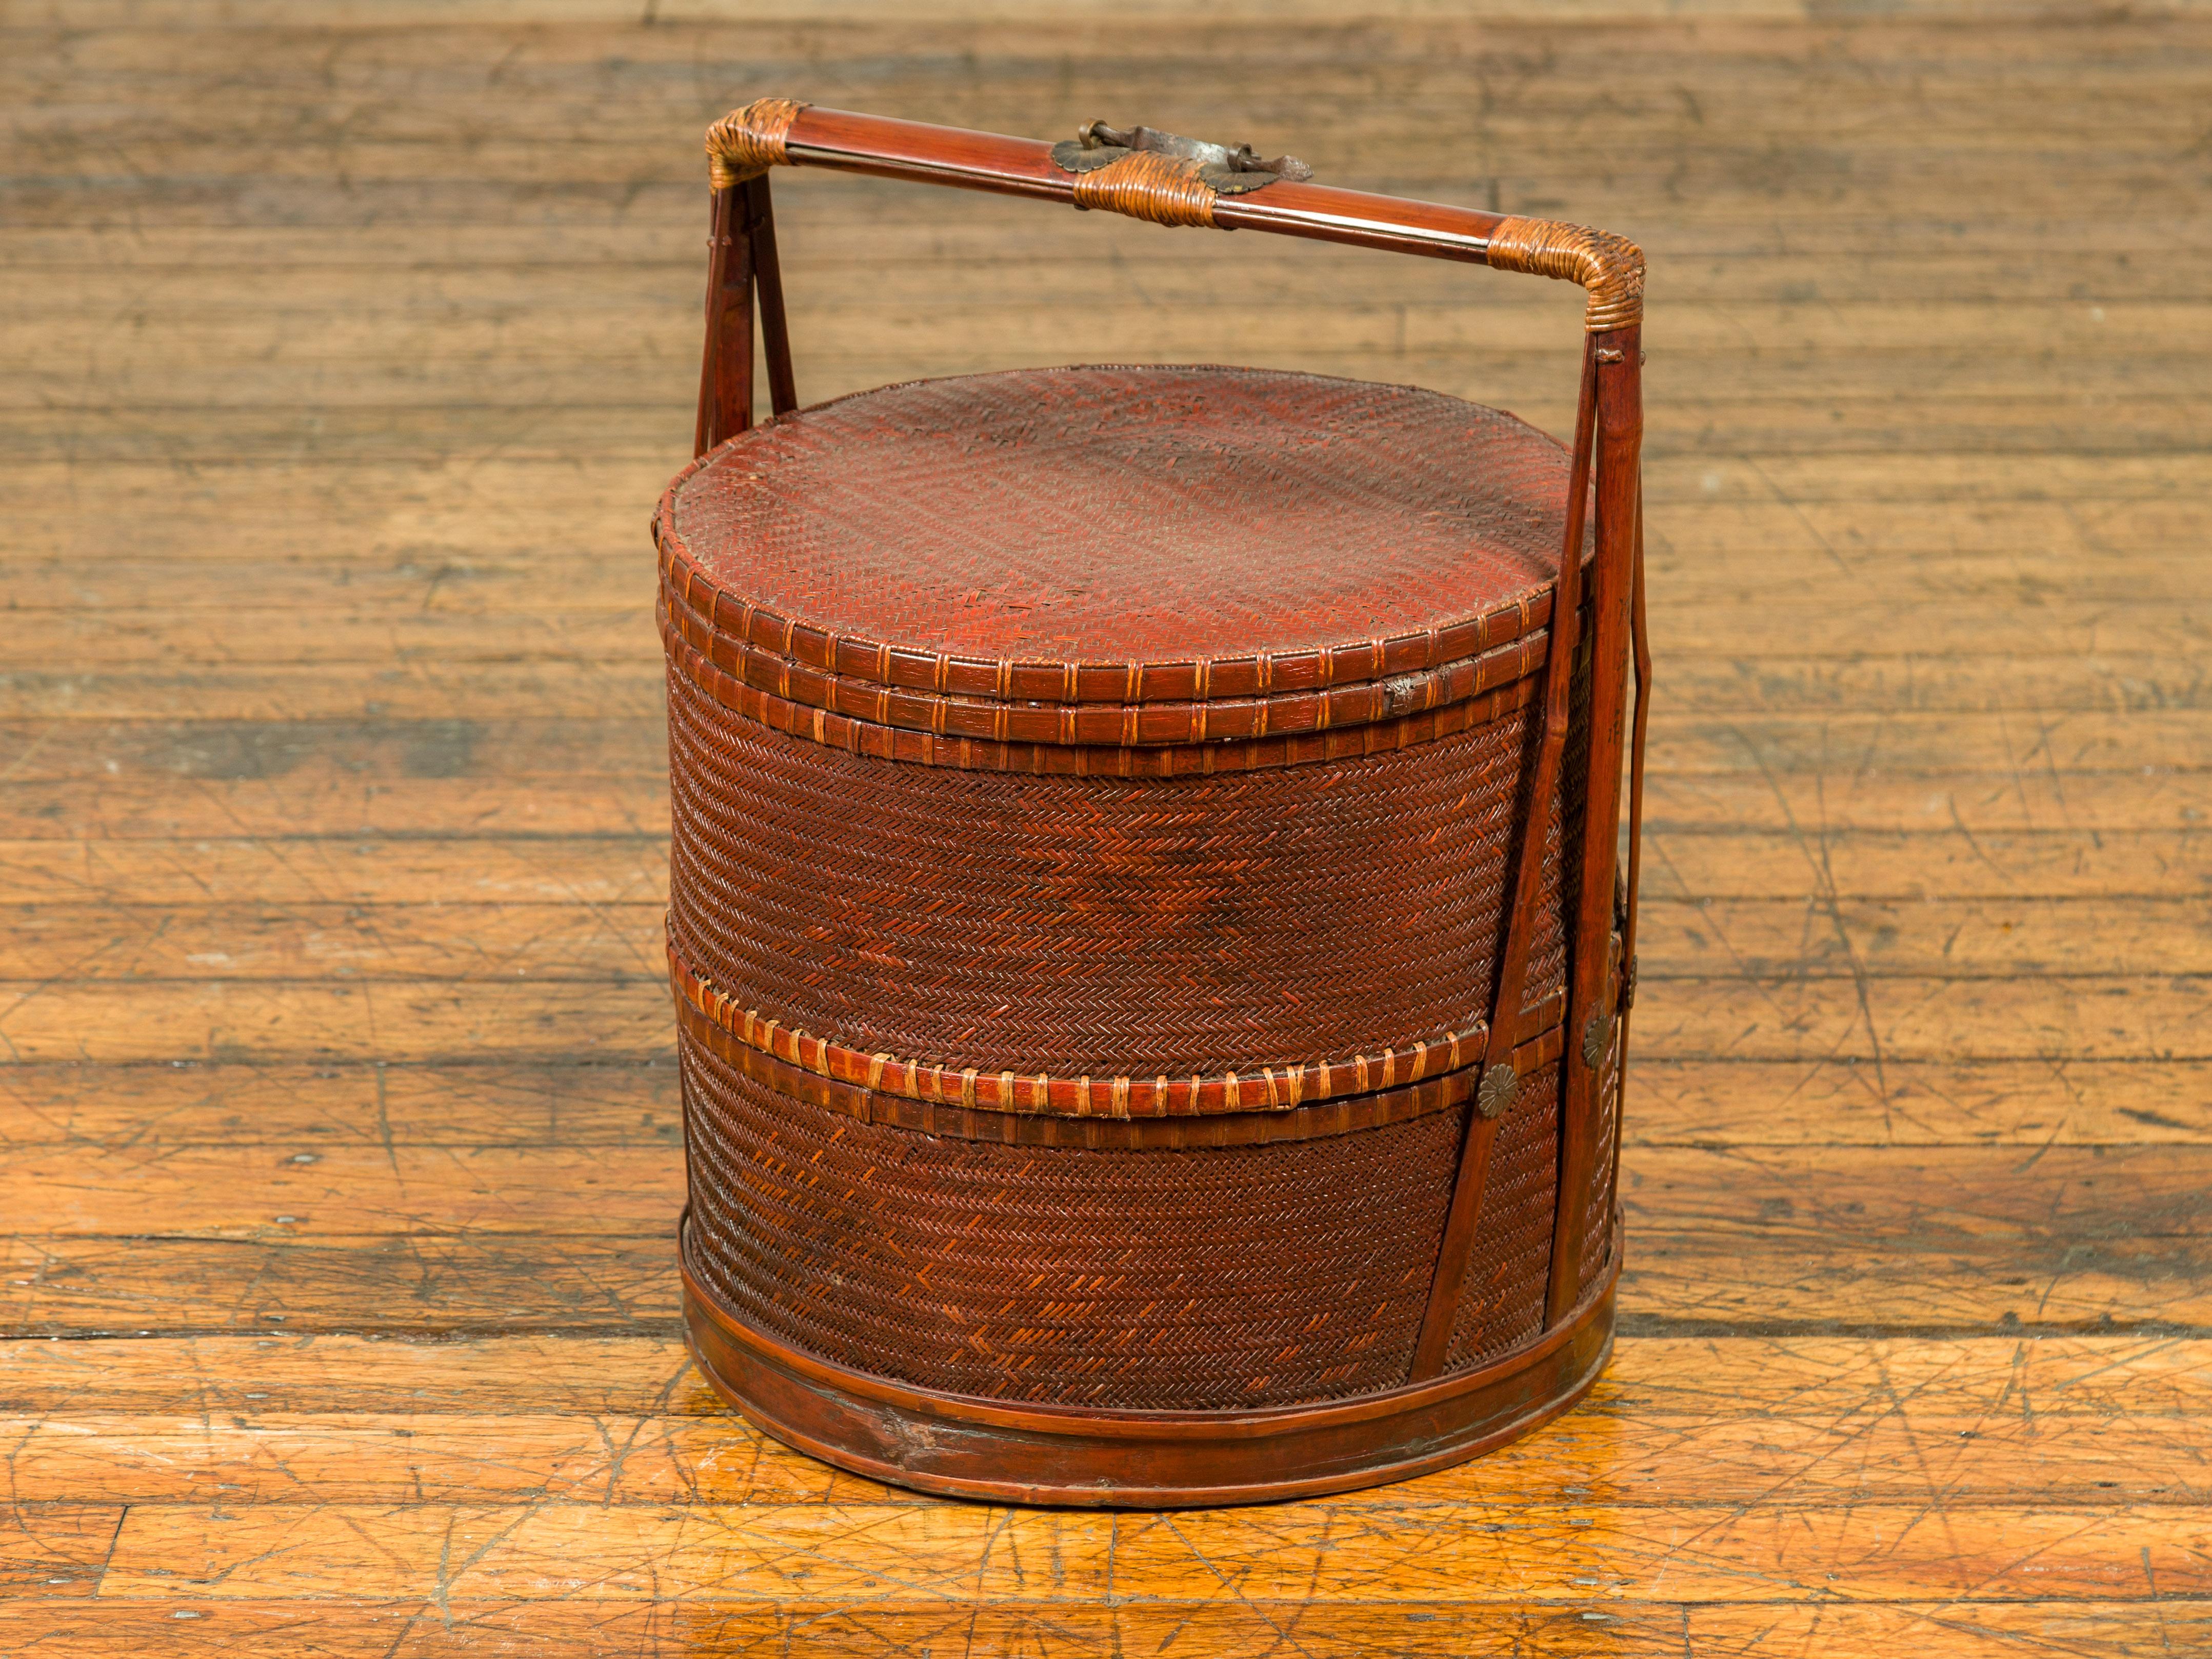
[656,364,1589,747]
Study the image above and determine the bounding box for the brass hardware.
[1476,1060,1518,1120]
[1582,1009,1613,1069]
[1050,121,1312,195]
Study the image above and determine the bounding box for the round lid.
[660,365,1578,709]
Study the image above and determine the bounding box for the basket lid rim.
[657,364,1581,711]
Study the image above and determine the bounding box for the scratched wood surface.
[4,2,2210,1652]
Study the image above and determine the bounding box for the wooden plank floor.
[5,3,2210,1652]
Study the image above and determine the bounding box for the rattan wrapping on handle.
[706,97,809,190]
[1070,149,1220,228]
[1484,216,1645,332]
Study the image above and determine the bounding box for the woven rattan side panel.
[1578,1041,1623,1299]
[1442,1059,1564,1369]
[665,669,1581,1078]
[680,1028,1468,1409]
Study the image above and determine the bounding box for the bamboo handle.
[702,98,1643,332]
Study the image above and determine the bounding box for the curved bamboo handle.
[703,98,1643,333]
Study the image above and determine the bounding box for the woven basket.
[662,104,1648,1507]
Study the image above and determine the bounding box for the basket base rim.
[679,1217,1619,1508]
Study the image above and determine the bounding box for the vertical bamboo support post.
[1408,341,1601,1384]
[742,175,799,418]
[1597,480,1653,1257]
[1547,326,1643,1326]
[695,186,758,455]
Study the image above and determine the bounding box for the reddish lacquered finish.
[662,101,1648,1507]
[682,1210,1620,1508]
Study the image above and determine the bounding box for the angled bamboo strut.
[1411,340,1602,1382]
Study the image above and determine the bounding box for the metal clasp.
[1051,120,1312,194]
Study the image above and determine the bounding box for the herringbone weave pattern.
[681,1031,1475,1408]
[669,365,1577,675]
[1444,1060,1564,1370]
[667,663,1576,1076]
[665,363,1593,1414]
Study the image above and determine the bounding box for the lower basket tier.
[677,1004,1618,1423]
[681,1213,1618,1507]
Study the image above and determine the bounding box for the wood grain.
[71,1498,2206,1602]
[5,1333,2206,1507]
[9,1055,2210,1152]
[4,1601,2210,1657]
[8,894,2209,982]
[4,1,2207,1646]
[3,1144,2204,1335]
